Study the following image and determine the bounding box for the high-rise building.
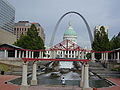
[14,21,45,42]
[0,0,16,44]
[94,25,108,36]
[0,0,15,33]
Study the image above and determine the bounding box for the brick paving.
[0,75,20,90]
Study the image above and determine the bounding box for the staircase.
[89,61,120,78]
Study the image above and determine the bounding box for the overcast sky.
[8,0,120,48]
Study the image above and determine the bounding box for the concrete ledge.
[31,80,37,85]
[20,85,29,90]
[82,88,93,90]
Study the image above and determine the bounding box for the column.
[74,51,76,58]
[101,53,103,60]
[38,51,41,58]
[26,51,28,58]
[80,64,84,87]
[22,51,25,58]
[92,52,95,61]
[49,51,51,58]
[68,51,69,58]
[31,62,37,85]
[15,50,17,58]
[32,51,34,58]
[67,51,69,58]
[41,51,43,58]
[106,53,108,62]
[104,53,106,63]
[117,52,119,63]
[4,49,7,58]
[20,62,28,90]
[29,51,31,58]
[63,51,65,58]
[19,51,21,58]
[82,51,84,59]
[82,63,92,90]
[53,51,55,58]
[70,50,73,58]
[78,51,80,58]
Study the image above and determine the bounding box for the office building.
[0,0,16,44]
[0,0,15,32]
[14,21,45,42]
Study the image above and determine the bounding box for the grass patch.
[0,64,9,72]
[111,67,120,71]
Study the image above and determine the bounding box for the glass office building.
[0,0,15,33]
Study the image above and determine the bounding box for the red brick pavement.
[0,75,20,90]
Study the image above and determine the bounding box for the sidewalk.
[0,75,20,90]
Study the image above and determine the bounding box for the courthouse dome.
[64,25,77,36]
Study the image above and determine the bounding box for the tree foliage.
[92,26,110,59]
[110,32,120,50]
[14,24,45,50]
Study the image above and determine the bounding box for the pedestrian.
[61,76,66,86]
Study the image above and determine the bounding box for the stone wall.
[0,29,16,44]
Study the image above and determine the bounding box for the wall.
[0,29,16,44]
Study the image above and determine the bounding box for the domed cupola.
[63,22,77,43]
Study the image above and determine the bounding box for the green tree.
[14,24,45,50]
[92,26,110,59]
[110,32,120,50]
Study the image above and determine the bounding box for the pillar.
[106,53,108,62]
[29,51,31,58]
[80,64,84,87]
[19,51,21,58]
[20,62,28,90]
[22,51,25,58]
[117,52,119,60]
[67,51,69,58]
[78,51,80,58]
[104,53,106,62]
[41,51,43,58]
[32,52,34,58]
[31,62,37,85]
[82,63,92,90]
[15,50,17,58]
[74,51,76,58]
[39,51,41,58]
[26,51,28,58]
[4,49,7,58]
[92,52,95,61]
[117,52,119,63]
[101,53,103,60]
[82,51,84,59]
